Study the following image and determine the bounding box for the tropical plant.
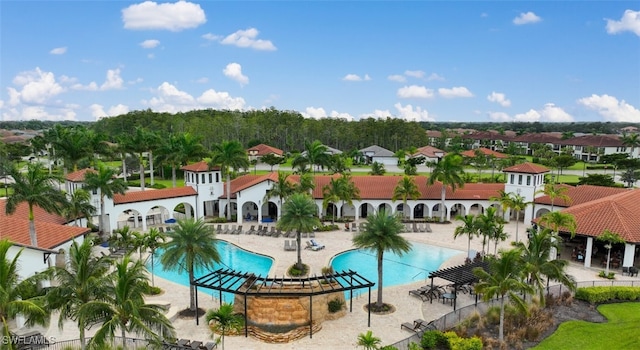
[64,188,96,227]
[260,153,285,172]
[427,153,465,222]
[156,133,208,188]
[210,141,250,220]
[357,330,382,350]
[53,125,92,173]
[263,172,295,220]
[597,229,625,275]
[83,162,128,238]
[473,249,533,342]
[536,183,571,212]
[538,211,577,260]
[0,240,49,350]
[122,127,156,191]
[454,214,478,260]
[620,132,640,157]
[161,218,220,311]
[46,239,112,350]
[297,140,330,173]
[489,189,512,221]
[337,173,360,219]
[508,193,530,243]
[295,172,315,195]
[512,228,576,306]
[276,193,320,270]
[352,209,410,310]
[205,303,244,350]
[138,227,166,286]
[475,206,503,256]
[84,255,175,349]
[369,161,386,175]
[5,162,68,246]
[392,175,420,219]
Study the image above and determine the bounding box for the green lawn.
[533,302,640,349]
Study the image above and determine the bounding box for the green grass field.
[533,302,640,349]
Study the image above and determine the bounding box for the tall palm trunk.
[226,173,231,220]
[122,153,128,183]
[28,205,38,246]
[376,251,384,307]
[515,211,521,243]
[121,328,127,349]
[499,296,505,341]
[296,231,302,269]
[149,150,155,186]
[189,266,196,311]
[139,153,145,191]
[100,196,107,239]
[79,327,86,350]
[171,166,177,188]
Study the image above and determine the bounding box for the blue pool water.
[150,240,273,303]
[330,242,460,293]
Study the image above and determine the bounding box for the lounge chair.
[229,225,237,234]
[202,342,217,350]
[235,225,243,234]
[289,239,297,251]
[247,225,256,234]
[270,227,276,236]
[284,240,291,251]
[215,224,222,234]
[425,223,433,232]
[310,239,325,250]
[351,222,357,232]
[412,222,419,232]
[301,232,308,238]
[309,231,315,238]
[274,228,283,237]
[221,225,230,234]
[418,223,426,233]
[189,341,202,349]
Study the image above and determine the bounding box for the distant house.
[411,145,446,164]
[247,144,284,161]
[359,145,396,166]
[460,147,508,160]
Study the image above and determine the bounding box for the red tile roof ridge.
[503,162,549,174]
[181,161,220,172]
[114,186,197,204]
[65,168,97,182]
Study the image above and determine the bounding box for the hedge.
[574,286,640,304]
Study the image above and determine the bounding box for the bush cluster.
[418,330,482,350]
[327,298,344,313]
[316,224,339,232]
[575,286,640,304]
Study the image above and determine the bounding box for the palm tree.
[83,162,128,238]
[352,209,410,310]
[161,218,220,311]
[157,133,208,188]
[205,303,244,350]
[322,177,342,223]
[392,175,420,219]
[369,161,385,175]
[295,140,330,173]
[276,193,320,270]
[620,132,640,157]
[597,229,625,275]
[490,189,512,221]
[536,183,571,212]
[0,240,49,350]
[512,228,576,306]
[538,211,577,260]
[54,126,91,173]
[122,127,155,191]
[46,239,112,350]
[356,330,381,350]
[84,255,175,349]
[64,188,96,227]
[473,249,532,342]
[6,162,68,246]
[139,227,166,287]
[508,193,530,243]
[263,172,295,220]
[210,141,250,221]
[295,172,315,195]
[475,206,501,256]
[454,214,478,260]
[337,174,360,219]
[428,153,465,222]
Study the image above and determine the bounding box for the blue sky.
[1,1,639,123]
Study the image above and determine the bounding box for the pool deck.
[42,220,640,349]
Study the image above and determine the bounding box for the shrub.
[379,346,399,350]
[207,217,228,223]
[288,264,309,277]
[148,286,162,295]
[328,298,344,313]
[421,330,448,349]
[321,266,334,275]
[575,286,640,304]
[598,270,616,279]
[485,306,501,325]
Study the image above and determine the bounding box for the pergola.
[192,268,375,338]
[427,261,489,310]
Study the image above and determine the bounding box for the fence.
[18,336,204,350]
[390,280,640,350]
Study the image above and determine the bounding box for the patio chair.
[229,225,237,234]
[216,224,222,234]
[221,225,230,234]
[309,231,316,238]
[235,225,243,234]
[284,240,291,251]
[301,232,308,238]
[425,223,433,232]
[418,223,426,233]
[189,341,202,349]
[351,222,357,232]
[289,239,298,251]
[412,222,419,232]
[310,239,325,250]
[274,228,283,237]
[247,225,256,234]
[202,342,217,350]
[270,227,276,236]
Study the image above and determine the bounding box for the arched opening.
[469,204,482,216]
[325,203,338,219]
[450,203,465,217]
[396,203,410,219]
[359,203,375,219]
[413,204,425,219]
[242,201,258,221]
[117,209,142,230]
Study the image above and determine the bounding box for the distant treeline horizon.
[1,108,638,153]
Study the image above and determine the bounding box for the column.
[584,237,593,268]
[257,201,263,223]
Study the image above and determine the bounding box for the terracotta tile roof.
[460,148,508,159]
[65,168,97,182]
[181,161,220,172]
[0,199,69,225]
[460,130,517,142]
[425,130,442,138]
[557,134,623,147]
[412,146,446,158]
[553,189,640,243]
[247,144,284,156]
[534,185,628,207]
[223,174,506,201]
[502,162,549,174]
[114,186,197,204]
[0,217,89,250]
[512,132,563,143]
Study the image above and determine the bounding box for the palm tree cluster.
[454,206,507,259]
[490,190,531,243]
[322,173,360,222]
[428,153,465,222]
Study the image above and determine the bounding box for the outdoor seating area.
[163,339,216,349]
[305,239,325,251]
[401,319,436,334]
[400,222,432,233]
[284,239,297,251]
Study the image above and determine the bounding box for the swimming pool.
[150,240,273,303]
[330,242,461,291]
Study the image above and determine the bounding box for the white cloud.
[143,82,246,113]
[194,77,209,84]
[513,11,542,25]
[9,67,64,104]
[578,94,640,122]
[90,103,129,120]
[197,89,246,110]
[438,86,474,98]
[140,39,160,48]
[404,70,425,79]
[488,103,574,122]
[487,91,511,107]
[342,74,371,82]
[122,1,206,31]
[605,10,640,37]
[397,85,434,99]
[202,33,221,41]
[2,105,77,121]
[388,74,406,83]
[50,47,67,55]
[427,73,445,81]
[393,103,434,122]
[70,68,124,91]
[220,28,277,51]
[223,63,249,86]
[301,107,354,121]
